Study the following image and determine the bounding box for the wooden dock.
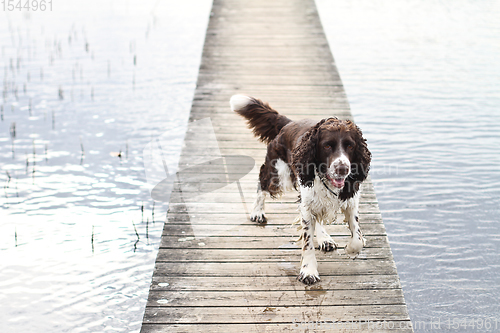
[141,0,413,332]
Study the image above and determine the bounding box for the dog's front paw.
[250,212,267,223]
[298,271,320,285]
[344,236,366,259]
[297,265,320,285]
[318,240,338,252]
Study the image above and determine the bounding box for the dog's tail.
[230,95,292,144]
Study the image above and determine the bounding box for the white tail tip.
[230,94,253,112]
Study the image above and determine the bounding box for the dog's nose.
[337,165,349,177]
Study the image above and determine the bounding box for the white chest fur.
[299,176,341,224]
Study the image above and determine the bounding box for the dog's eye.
[324,144,331,150]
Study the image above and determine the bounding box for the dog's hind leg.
[251,159,280,224]
[250,182,267,223]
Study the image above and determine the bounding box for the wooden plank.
[160,223,386,237]
[146,289,405,307]
[166,203,380,215]
[192,92,347,99]
[154,248,393,262]
[143,305,410,324]
[189,109,349,115]
[168,188,377,198]
[188,111,353,119]
[142,323,414,333]
[160,235,389,249]
[152,260,399,277]
[160,214,385,227]
[194,84,346,93]
[167,200,380,211]
[165,178,377,194]
[160,236,390,250]
[149,275,402,291]
[162,213,384,226]
[168,187,378,199]
[197,75,343,85]
[163,205,381,218]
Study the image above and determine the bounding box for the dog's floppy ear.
[292,119,328,187]
[339,121,371,200]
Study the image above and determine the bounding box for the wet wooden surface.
[141,0,413,331]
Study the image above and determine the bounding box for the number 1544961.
[2,0,53,11]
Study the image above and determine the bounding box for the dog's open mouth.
[326,175,345,188]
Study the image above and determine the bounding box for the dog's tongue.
[328,176,344,188]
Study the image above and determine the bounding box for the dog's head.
[292,117,371,200]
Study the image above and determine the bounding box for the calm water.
[0,0,211,332]
[1,0,499,332]
[317,0,500,331]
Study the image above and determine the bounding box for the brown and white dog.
[231,95,371,285]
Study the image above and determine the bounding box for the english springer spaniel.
[231,95,371,285]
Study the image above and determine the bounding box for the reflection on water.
[0,0,211,332]
[317,0,500,331]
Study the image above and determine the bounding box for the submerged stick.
[132,220,140,252]
[79,136,85,165]
[32,140,36,182]
[10,122,15,138]
[32,139,36,164]
[141,202,144,222]
[152,201,155,224]
[4,171,11,202]
[132,221,140,239]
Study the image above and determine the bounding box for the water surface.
[0,1,211,331]
[317,0,500,331]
